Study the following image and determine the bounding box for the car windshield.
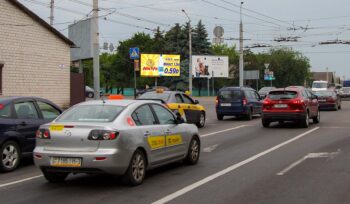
[268,91,298,100]
[219,90,241,102]
[138,92,171,102]
[314,91,334,97]
[312,82,327,88]
[56,105,124,122]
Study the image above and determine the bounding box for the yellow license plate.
[50,157,82,167]
[49,125,64,132]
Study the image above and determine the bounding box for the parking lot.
[1,98,350,204]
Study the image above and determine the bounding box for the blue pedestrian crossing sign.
[129,47,140,59]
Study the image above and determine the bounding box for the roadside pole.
[207,76,210,96]
[129,47,140,99]
[92,0,100,99]
[212,71,215,96]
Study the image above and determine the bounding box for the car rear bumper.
[319,103,337,110]
[262,112,306,121]
[216,106,248,116]
[33,147,132,175]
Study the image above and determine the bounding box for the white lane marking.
[200,125,247,138]
[277,149,341,176]
[152,127,320,204]
[203,144,219,153]
[0,175,43,189]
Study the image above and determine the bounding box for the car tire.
[184,136,200,165]
[196,112,206,128]
[334,104,338,111]
[122,149,146,186]
[301,112,310,128]
[87,92,94,98]
[313,110,320,124]
[217,114,224,121]
[246,108,253,121]
[0,141,21,172]
[338,103,342,110]
[262,119,270,128]
[42,169,68,183]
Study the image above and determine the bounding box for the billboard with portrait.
[192,55,229,78]
[140,54,181,77]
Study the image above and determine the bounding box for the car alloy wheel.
[1,141,20,172]
[197,112,206,128]
[131,153,145,183]
[123,149,146,186]
[184,136,200,165]
[301,112,309,128]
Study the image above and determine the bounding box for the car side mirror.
[194,100,199,104]
[175,112,185,124]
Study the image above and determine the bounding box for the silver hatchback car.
[34,100,200,185]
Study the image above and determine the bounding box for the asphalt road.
[1,99,350,204]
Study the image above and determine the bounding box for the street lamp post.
[182,9,192,95]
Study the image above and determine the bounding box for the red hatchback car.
[261,87,320,128]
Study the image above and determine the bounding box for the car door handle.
[144,132,151,137]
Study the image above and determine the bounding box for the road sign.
[264,71,275,80]
[129,47,140,59]
[264,63,270,69]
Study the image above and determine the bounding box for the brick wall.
[0,0,71,107]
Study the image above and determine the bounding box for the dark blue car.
[216,87,263,120]
[0,96,62,172]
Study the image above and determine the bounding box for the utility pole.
[49,0,54,25]
[239,1,244,87]
[93,0,100,99]
[326,67,329,83]
[182,9,192,95]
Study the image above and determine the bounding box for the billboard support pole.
[155,77,158,88]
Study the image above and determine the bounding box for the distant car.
[136,86,170,96]
[258,87,276,99]
[138,90,206,128]
[339,87,350,100]
[216,87,263,121]
[261,87,320,128]
[34,100,200,185]
[312,80,328,92]
[85,86,103,98]
[0,96,62,172]
[314,90,341,110]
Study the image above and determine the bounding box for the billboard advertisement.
[140,54,181,77]
[192,55,229,78]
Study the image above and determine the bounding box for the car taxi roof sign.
[108,94,125,100]
[156,88,164,93]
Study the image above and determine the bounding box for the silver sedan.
[34,99,200,185]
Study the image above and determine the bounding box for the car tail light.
[0,104,3,110]
[36,129,50,139]
[242,98,247,106]
[215,96,219,106]
[88,130,118,140]
[291,99,304,105]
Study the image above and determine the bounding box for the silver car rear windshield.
[56,105,124,122]
[268,91,297,100]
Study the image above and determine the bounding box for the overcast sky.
[20,0,350,79]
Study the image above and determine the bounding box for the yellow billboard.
[140,54,180,77]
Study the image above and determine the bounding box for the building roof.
[7,0,75,47]
[311,72,335,83]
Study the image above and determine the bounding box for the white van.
[312,80,328,91]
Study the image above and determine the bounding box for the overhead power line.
[201,0,284,28]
